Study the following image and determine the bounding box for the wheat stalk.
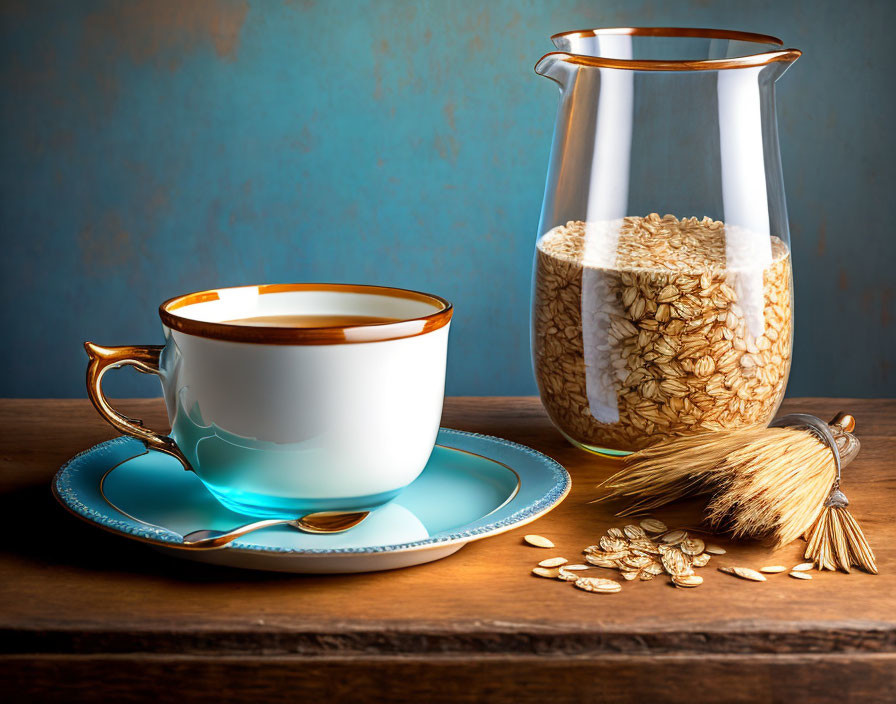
[596,417,877,573]
[804,505,878,574]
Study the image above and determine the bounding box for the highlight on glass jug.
[530,28,800,455]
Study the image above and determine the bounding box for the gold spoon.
[181,510,370,549]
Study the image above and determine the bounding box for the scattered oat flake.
[640,518,667,534]
[681,538,705,556]
[574,577,621,594]
[629,538,661,554]
[600,536,628,553]
[642,562,665,576]
[621,555,652,569]
[585,555,619,568]
[528,521,823,594]
[661,549,691,577]
[691,553,711,567]
[728,567,767,582]
[673,574,703,588]
[661,530,688,544]
[524,534,554,548]
[623,524,647,539]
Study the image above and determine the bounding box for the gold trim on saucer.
[441,444,521,516]
[98,449,175,535]
[92,443,523,552]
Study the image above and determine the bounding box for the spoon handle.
[181,511,370,549]
[182,519,290,548]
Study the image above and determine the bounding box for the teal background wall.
[1,0,893,398]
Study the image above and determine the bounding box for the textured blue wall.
[1,0,894,398]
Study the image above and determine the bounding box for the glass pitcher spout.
[534,52,578,86]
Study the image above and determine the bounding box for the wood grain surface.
[1,397,894,703]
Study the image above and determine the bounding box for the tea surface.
[223,314,400,328]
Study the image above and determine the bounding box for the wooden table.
[1,398,894,703]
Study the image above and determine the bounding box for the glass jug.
[531,28,800,455]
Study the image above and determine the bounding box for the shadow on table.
[0,483,350,584]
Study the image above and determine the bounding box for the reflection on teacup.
[85,283,452,518]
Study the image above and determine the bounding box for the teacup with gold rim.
[85,283,452,518]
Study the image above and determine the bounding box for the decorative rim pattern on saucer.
[53,429,571,556]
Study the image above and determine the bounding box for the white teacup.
[85,283,452,518]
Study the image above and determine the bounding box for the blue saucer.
[53,428,571,573]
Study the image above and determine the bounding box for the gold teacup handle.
[84,342,192,470]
